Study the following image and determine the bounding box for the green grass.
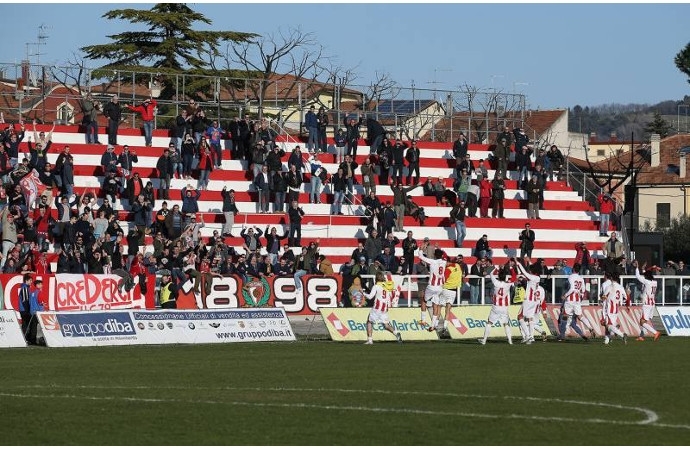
[1,338,689,445]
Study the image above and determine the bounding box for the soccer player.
[633,261,662,341]
[601,272,628,345]
[418,248,447,331]
[515,260,547,344]
[558,263,595,341]
[363,271,403,345]
[438,254,463,334]
[478,265,514,345]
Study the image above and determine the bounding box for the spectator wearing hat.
[101,144,118,175]
[126,97,157,146]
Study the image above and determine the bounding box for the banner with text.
[178,274,341,315]
[0,274,156,312]
[657,306,690,337]
[545,305,643,338]
[320,308,440,342]
[0,310,27,348]
[444,305,552,340]
[38,308,295,347]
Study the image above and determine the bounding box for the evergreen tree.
[644,111,672,138]
[81,3,256,72]
[675,42,690,85]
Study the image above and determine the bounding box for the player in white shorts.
[632,260,661,341]
[434,255,463,333]
[516,259,547,344]
[601,272,627,345]
[558,263,595,341]
[478,265,515,345]
[418,248,447,331]
[364,271,402,344]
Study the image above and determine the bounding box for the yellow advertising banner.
[444,305,552,340]
[320,308,440,342]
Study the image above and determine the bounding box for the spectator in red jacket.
[126,97,157,147]
[479,177,492,218]
[598,192,615,236]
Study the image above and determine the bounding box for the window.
[656,203,671,228]
[57,102,74,125]
[597,149,605,157]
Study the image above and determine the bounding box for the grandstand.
[24,123,609,271]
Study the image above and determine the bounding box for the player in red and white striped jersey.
[515,260,547,344]
[557,263,596,341]
[478,265,515,345]
[418,248,447,331]
[364,272,402,344]
[633,260,662,341]
[601,272,627,345]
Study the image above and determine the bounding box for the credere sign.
[657,307,690,336]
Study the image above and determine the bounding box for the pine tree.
[644,111,672,138]
[675,42,690,85]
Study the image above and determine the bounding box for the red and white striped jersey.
[419,252,447,287]
[604,282,626,315]
[634,268,657,306]
[489,271,512,307]
[364,284,394,313]
[564,273,586,302]
[516,262,542,303]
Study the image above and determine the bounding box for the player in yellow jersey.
[434,254,463,334]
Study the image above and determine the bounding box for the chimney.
[681,154,687,179]
[21,60,30,89]
[590,132,597,142]
[610,132,617,142]
[650,134,661,167]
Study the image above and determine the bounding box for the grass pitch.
[1,337,689,445]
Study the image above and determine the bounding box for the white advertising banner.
[0,310,27,348]
[657,306,690,337]
[38,308,295,348]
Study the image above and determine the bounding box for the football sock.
[431,315,438,328]
[504,324,512,344]
[579,316,594,330]
[421,311,427,322]
[642,323,657,335]
[608,325,624,338]
[482,324,491,343]
[518,319,528,340]
[527,320,534,341]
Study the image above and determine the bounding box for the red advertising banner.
[545,304,643,338]
[0,274,156,312]
[176,274,342,315]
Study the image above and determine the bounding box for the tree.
[80,3,257,100]
[644,111,673,138]
[674,41,690,84]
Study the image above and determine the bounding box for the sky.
[1,2,689,111]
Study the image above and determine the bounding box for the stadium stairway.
[26,124,607,270]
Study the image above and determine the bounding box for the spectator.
[158,271,178,309]
[405,139,421,185]
[364,229,382,265]
[117,145,139,189]
[315,254,334,275]
[102,95,123,146]
[454,169,471,204]
[333,127,347,165]
[101,145,118,175]
[391,179,419,232]
[545,145,564,181]
[254,165,271,213]
[602,231,624,261]
[330,167,347,215]
[380,202,396,236]
[181,134,196,180]
[264,226,289,265]
[287,199,305,247]
[102,170,122,205]
[339,154,358,205]
[405,195,426,227]
[242,226,265,255]
[317,107,330,153]
[479,176,492,218]
[191,108,208,147]
[164,204,184,240]
[197,145,214,191]
[390,139,406,185]
[286,164,303,204]
[206,119,226,168]
[126,97,157,147]
[124,172,144,206]
[366,117,385,156]
[305,105,319,153]
[377,137,393,185]
[452,132,468,162]
[360,156,377,197]
[574,242,591,275]
[265,144,285,178]
[401,230,418,274]
[519,223,535,259]
[515,145,532,188]
[450,200,467,248]
[308,152,326,204]
[474,234,493,260]
[491,173,505,219]
[156,146,174,200]
[250,142,267,179]
[493,137,509,180]
[81,93,101,144]
[181,185,201,217]
[221,187,239,237]
[172,109,191,152]
[432,177,446,206]
[27,137,51,172]
[345,115,363,158]
[272,170,288,213]
[597,192,615,236]
[526,173,541,219]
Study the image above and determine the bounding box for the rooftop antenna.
[24,24,50,86]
